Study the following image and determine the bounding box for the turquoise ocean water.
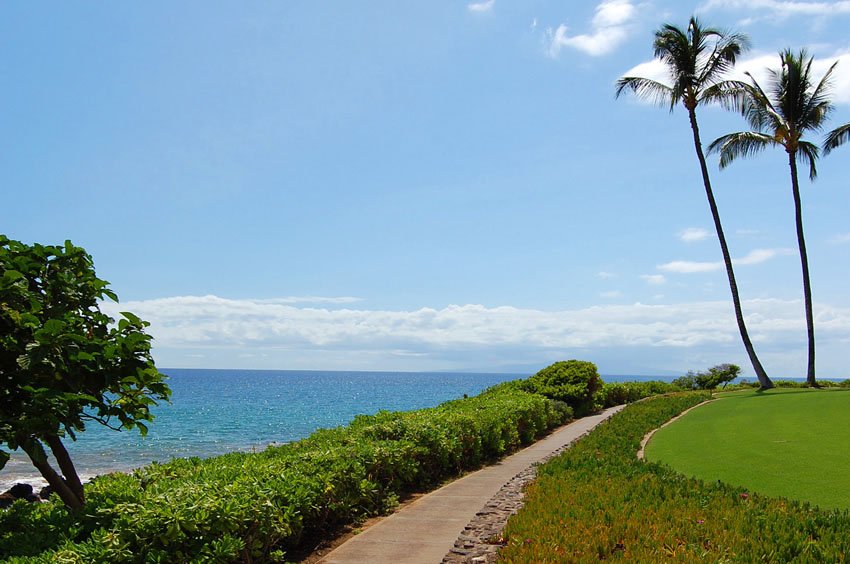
[1,369,660,490]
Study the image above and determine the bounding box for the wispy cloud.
[597,271,616,279]
[830,232,850,244]
[658,248,793,273]
[679,228,711,243]
[467,0,495,13]
[101,294,850,374]
[701,0,850,18]
[641,274,667,285]
[600,290,623,298]
[547,0,639,57]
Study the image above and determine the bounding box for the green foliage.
[0,236,170,508]
[597,380,678,408]
[519,360,603,416]
[500,392,850,562]
[672,363,741,390]
[1,385,569,562]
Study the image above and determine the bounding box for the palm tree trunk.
[688,107,774,389]
[788,153,816,385]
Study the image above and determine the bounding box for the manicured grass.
[646,387,850,509]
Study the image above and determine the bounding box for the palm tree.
[615,17,774,389]
[824,122,850,154]
[709,49,838,387]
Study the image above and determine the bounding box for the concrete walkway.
[318,405,624,564]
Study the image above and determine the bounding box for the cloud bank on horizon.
[104,294,850,377]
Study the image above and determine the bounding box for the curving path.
[318,405,625,564]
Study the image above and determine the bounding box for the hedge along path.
[636,398,713,460]
[318,405,625,564]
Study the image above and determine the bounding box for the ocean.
[1,369,662,491]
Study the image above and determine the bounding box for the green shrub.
[520,360,603,416]
[2,385,570,563]
[597,381,677,407]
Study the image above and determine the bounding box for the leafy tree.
[615,16,773,389]
[709,49,838,387]
[0,236,170,510]
[673,363,741,390]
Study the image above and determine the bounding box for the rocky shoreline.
[0,482,53,508]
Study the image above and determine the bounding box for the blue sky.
[2,1,849,377]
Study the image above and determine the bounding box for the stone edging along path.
[445,397,715,563]
[440,413,620,564]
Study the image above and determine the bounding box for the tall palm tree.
[709,49,838,387]
[824,122,850,154]
[615,17,774,389]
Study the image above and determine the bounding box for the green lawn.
[645,387,850,510]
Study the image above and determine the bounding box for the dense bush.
[1,385,569,563]
[597,380,678,407]
[500,392,850,562]
[519,360,603,416]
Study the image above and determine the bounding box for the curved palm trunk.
[688,107,774,389]
[788,154,816,385]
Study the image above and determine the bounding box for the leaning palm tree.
[709,49,838,387]
[616,16,774,389]
[824,122,850,154]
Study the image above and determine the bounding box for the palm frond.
[708,131,776,169]
[702,79,750,111]
[740,72,782,132]
[801,60,837,132]
[615,76,675,110]
[797,141,820,180]
[823,122,850,155]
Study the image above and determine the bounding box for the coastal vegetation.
[0,360,674,562]
[646,388,850,510]
[0,237,170,510]
[500,392,850,562]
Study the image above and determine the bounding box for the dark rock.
[39,485,54,500]
[0,493,15,509]
[9,483,34,499]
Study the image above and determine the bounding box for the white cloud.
[467,0,495,13]
[658,248,793,273]
[100,294,850,376]
[734,248,795,265]
[547,0,639,57]
[597,271,616,279]
[600,290,623,298]
[679,228,711,243]
[641,274,667,285]
[659,259,722,273]
[701,0,850,18]
[830,232,850,244]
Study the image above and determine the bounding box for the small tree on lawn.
[0,236,170,510]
